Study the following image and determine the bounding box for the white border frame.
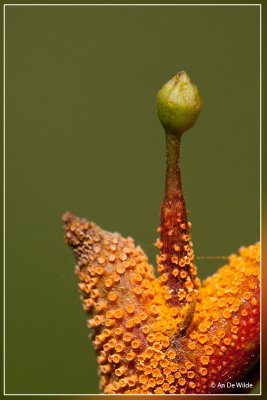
[3,2,262,396]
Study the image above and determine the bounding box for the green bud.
[156,71,202,135]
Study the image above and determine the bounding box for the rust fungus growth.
[63,71,260,394]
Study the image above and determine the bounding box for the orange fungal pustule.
[63,211,260,394]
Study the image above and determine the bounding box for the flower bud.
[156,71,202,135]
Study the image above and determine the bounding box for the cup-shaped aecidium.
[157,71,202,135]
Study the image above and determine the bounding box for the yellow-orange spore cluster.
[178,242,260,393]
[63,212,260,394]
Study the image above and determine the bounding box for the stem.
[160,131,187,254]
[165,132,182,201]
[157,131,200,330]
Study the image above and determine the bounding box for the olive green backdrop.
[5,5,260,395]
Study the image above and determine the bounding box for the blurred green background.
[5,5,260,395]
